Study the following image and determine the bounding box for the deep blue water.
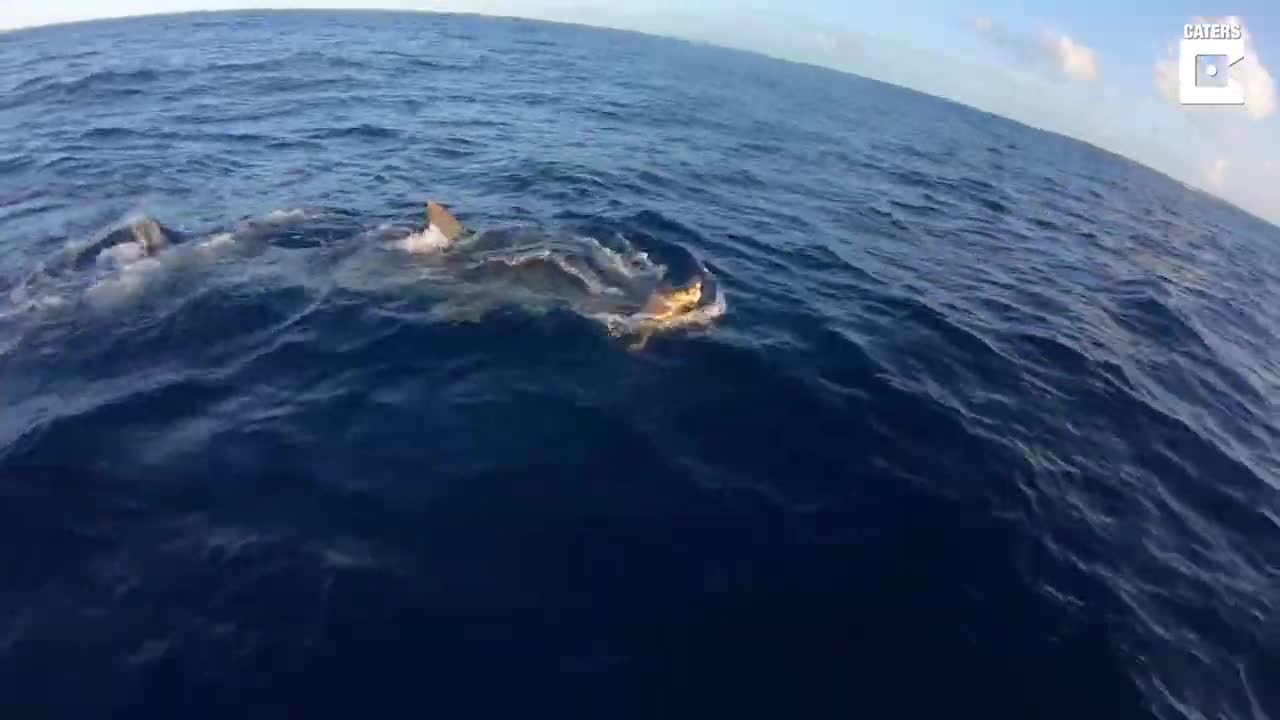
[1,10,1278,719]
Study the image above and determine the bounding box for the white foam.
[95,241,146,269]
[552,255,611,296]
[585,236,662,281]
[2,268,63,321]
[364,223,412,241]
[221,209,311,243]
[7,210,304,322]
[480,248,619,296]
[86,255,165,308]
[264,208,310,224]
[195,232,235,254]
[494,248,552,266]
[397,224,454,254]
[3,282,68,316]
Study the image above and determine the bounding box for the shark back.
[70,216,175,270]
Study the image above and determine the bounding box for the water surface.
[1,11,1277,719]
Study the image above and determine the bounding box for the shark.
[419,200,722,349]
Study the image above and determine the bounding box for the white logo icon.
[1180,24,1246,105]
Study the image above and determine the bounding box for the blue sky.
[4,0,1279,223]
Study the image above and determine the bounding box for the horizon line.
[3,6,1276,230]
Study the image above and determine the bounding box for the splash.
[4,208,312,317]
[5,204,726,349]
[264,208,311,224]
[397,224,455,254]
[598,271,727,349]
[85,255,166,309]
[387,206,725,346]
[583,235,663,283]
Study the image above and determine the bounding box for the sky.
[3,0,1279,224]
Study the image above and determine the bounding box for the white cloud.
[1045,32,1097,83]
[1154,16,1276,120]
[1234,46,1278,118]
[973,17,1099,84]
[1154,52,1179,104]
[1206,157,1230,188]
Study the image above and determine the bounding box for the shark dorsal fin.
[131,217,169,255]
[426,200,464,243]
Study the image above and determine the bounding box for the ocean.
[0,10,1277,719]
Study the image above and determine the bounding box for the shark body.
[421,200,721,349]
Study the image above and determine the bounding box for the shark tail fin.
[426,200,465,243]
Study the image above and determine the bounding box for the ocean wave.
[0,67,162,110]
[303,125,404,141]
